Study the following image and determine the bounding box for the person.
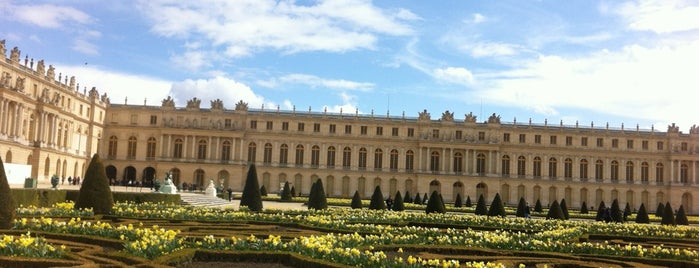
[68,177,73,185]
[385,196,394,210]
[227,188,233,201]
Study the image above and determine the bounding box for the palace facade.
[2,41,698,213]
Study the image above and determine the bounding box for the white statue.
[204,178,217,197]
[158,172,178,194]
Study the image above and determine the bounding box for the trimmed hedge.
[76,154,114,215]
[11,189,181,207]
[0,156,15,229]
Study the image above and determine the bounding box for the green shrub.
[661,202,675,225]
[623,202,632,221]
[595,201,606,221]
[474,194,488,216]
[546,200,565,220]
[454,193,463,208]
[392,191,404,211]
[290,186,296,197]
[350,191,362,209]
[487,193,506,218]
[368,186,386,210]
[403,191,412,203]
[534,199,543,213]
[260,185,268,197]
[280,182,292,201]
[0,156,15,229]
[560,199,570,220]
[515,197,527,218]
[635,203,650,224]
[307,179,327,210]
[580,201,588,214]
[465,195,472,207]
[75,154,114,215]
[655,202,664,217]
[240,164,263,212]
[676,205,688,225]
[426,191,446,214]
[422,193,428,204]
[413,192,422,205]
[610,199,624,223]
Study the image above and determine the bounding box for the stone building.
[1,40,697,213]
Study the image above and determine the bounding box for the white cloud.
[472,13,486,24]
[8,3,91,28]
[618,0,699,33]
[433,67,474,85]
[464,42,521,58]
[170,51,210,72]
[323,92,358,114]
[139,0,416,62]
[275,74,374,91]
[169,77,266,108]
[72,39,98,55]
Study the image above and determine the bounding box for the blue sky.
[2,0,698,131]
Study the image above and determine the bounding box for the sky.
[2,0,698,132]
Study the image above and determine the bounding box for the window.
[150,115,157,125]
[197,139,208,160]
[374,149,383,170]
[376,127,383,136]
[407,128,414,137]
[295,145,304,166]
[263,143,272,164]
[501,155,510,176]
[282,122,289,131]
[392,127,399,136]
[581,137,588,146]
[108,136,118,159]
[221,141,231,161]
[358,148,367,169]
[130,114,138,125]
[432,129,440,139]
[478,132,485,141]
[550,135,557,145]
[326,146,335,167]
[519,134,526,143]
[342,147,352,168]
[389,150,399,171]
[453,152,463,173]
[311,145,320,167]
[681,164,689,183]
[279,144,289,165]
[642,140,649,150]
[430,151,440,172]
[250,120,257,129]
[345,125,352,134]
[641,162,649,182]
[656,163,664,182]
[146,137,156,159]
[360,126,368,135]
[535,135,542,144]
[328,124,336,133]
[657,141,664,150]
[533,157,542,177]
[579,159,588,179]
[596,138,604,147]
[517,156,526,176]
[627,140,634,149]
[548,158,557,178]
[611,160,619,181]
[612,139,619,148]
[476,153,486,174]
[503,133,510,143]
[297,122,305,131]
[681,142,688,151]
[225,119,232,128]
[247,142,256,162]
[266,121,273,130]
[626,161,634,182]
[595,160,604,181]
[173,138,183,159]
[405,150,414,172]
[314,123,321,133]
[564,158,572,178]
[565,136,572,146]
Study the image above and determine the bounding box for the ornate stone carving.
[691,124,699,134]
[0,40,5,57]
[161,96,175,108]
[418,109,430,121]
[15,76,25,92]
[186,97,201,109]
[37,60,45,75]
[0,72,11,88]
[487,113,501,124]
[10,47,20,63]
[465,112,477,123]
[52,92,61,105]
[40,88,50,102]
[667,123,680,133]
[235,100,249,111]
[101,93,110,104]
[69,76,76,88]
[47,65,55,80]
[440,110,454,122]
[210,98,224,110]
[89,87,99,99]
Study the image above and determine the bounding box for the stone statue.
[235,100,249,111]
[37,60,45,75]
[0,72,10,88]
[161,96,175,107]
[186,97,201,109]
[667,123,680,133]
[418,109,431,121]
[465,112,477,123]
[690,125,699,134]
[158,172,178,194]
[47,65,55,80]
[15,77,25,92]
[69,76,76,88]
[89,87,99,98]
[0,40,5,57]
[440,110,454,122]
[487,113,501,124]
[211,98,224,110]
[101,93,110,104]
[204,179,217,197]
[10,47,20,63]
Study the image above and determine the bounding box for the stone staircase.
[179,192,235,207]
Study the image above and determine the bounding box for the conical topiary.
[676,205,688,225]
[534,199,543,213]
[560,199,570,220]
[290,186,296,197]
[454,193,463,208]
[75,154,114,215]
[260,185,268,196]
[661,202,675,225]
[580,201,588,214]
[516,197,527,218]
[546,200,565,220]
[635,203,650,224]
[426,190,446,214]
[423,193,428,204]
[307,179,327,210]
[595,201,606,221]
[487,193,507,218]
[0,156,16,229]
[475,194,488,216]
[413,192,422,205]
[280,181,292,201]
[403,191,412,203]
[610,199,624,223]
[623,202,632,221]
[240,164,263,212]
[392,191,405,211]
[655,202,664,218]
[351,190,363,209]
[368,186,386,210]
[465,195,472,207]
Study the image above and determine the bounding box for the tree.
[610,199,624,223]
[307,179,327,210]
[290,186,296,197]
[368,186,386,210]
[423,193,428,204]
[403,191,412,203]
[426,191,446,214]
[487,193,507,218]
[474,194,488,216]
[560,199,570,220]
[454,193,463,208]
[259,185,268,197]
[623,203,632,221]
[661,202,675,225]
[0,156,15,229]
[655,202,664,218]
[515,197,527,218]
[351,191,363,209]
[580,201,589,214]
[240,164,263,212]
[534,199,543,213]
[676,205,689,225]
[546,200,565,220]
[75,154,114,215]
[635,203,650,224]
[465,195,472,207]
[595,201,606,221]
[392,191,405,212]
[280,181,292,201]
[413,192,422,205]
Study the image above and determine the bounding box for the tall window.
[564,158,572,178]
[641,162,649,182]
[325,146,335,167]
[342,147,352,168]
[247,142,257,162]
[656,163,664,182]
[595,160,604,181]
[501,155,510,176]
[295,145,304,166]
[374,149,383,170]
[517,156,526,176]
[173,138,183,159]
[453,152,463,173]
[221,140,231,161]
[146,137,156,159]
[430,151,440,172]
[279,144,288,165]
[405,150,414,172]
[127,136,137,159]
[548,157,557,178]
[389,149,399,171]
[611,160,619,182]
[358,148,367,169]
[681,164,689,183]
[108,136,118,159]
[476,153,486,174]
[197,139,208,160]
[579,159,588,179]
[625,161,634,182]
[263,143,272,164]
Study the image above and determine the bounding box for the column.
[693,161,696,185]
[670,160,675,183]
[0,98,5,135]
[13,104,22,137]
[160,134,167,157]
[472,150,477,175]
[442,148,447,173]
[495,151,501,175]
[417,147,423,172]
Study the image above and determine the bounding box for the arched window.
[476,153,486,174]
[681,164,689,183]
[194,169,205,187]
[595,160,604,181]
[197,139,208,160]
[173,138,184,159]
[641,162,649,182]
[247,142,257,162]
[548,157,557,178]
[342,147,352,168]
[279,144,288,165]
[146,137,156,159]
[625,161,634,182]
[611,160,619,182]
[295,144,304,166]
[108,136,118,159]
[430,151,440,172]
[453,152,463,173]
[311,145,321,167]
[501,155,510,176]
[564,158,572,179]
[579,159,588,179]
[325,146,335,167]
[374,149,383,170]
[170,168,181,186]
[655,163,664,183]
[263,143,272,164]
[358,148,367,169]
[405,150,414,172]
[517,156,526,177]
[221,140,231,161]
[389,149,399,171]
[533,157,542,177]
[127,136,137,159]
